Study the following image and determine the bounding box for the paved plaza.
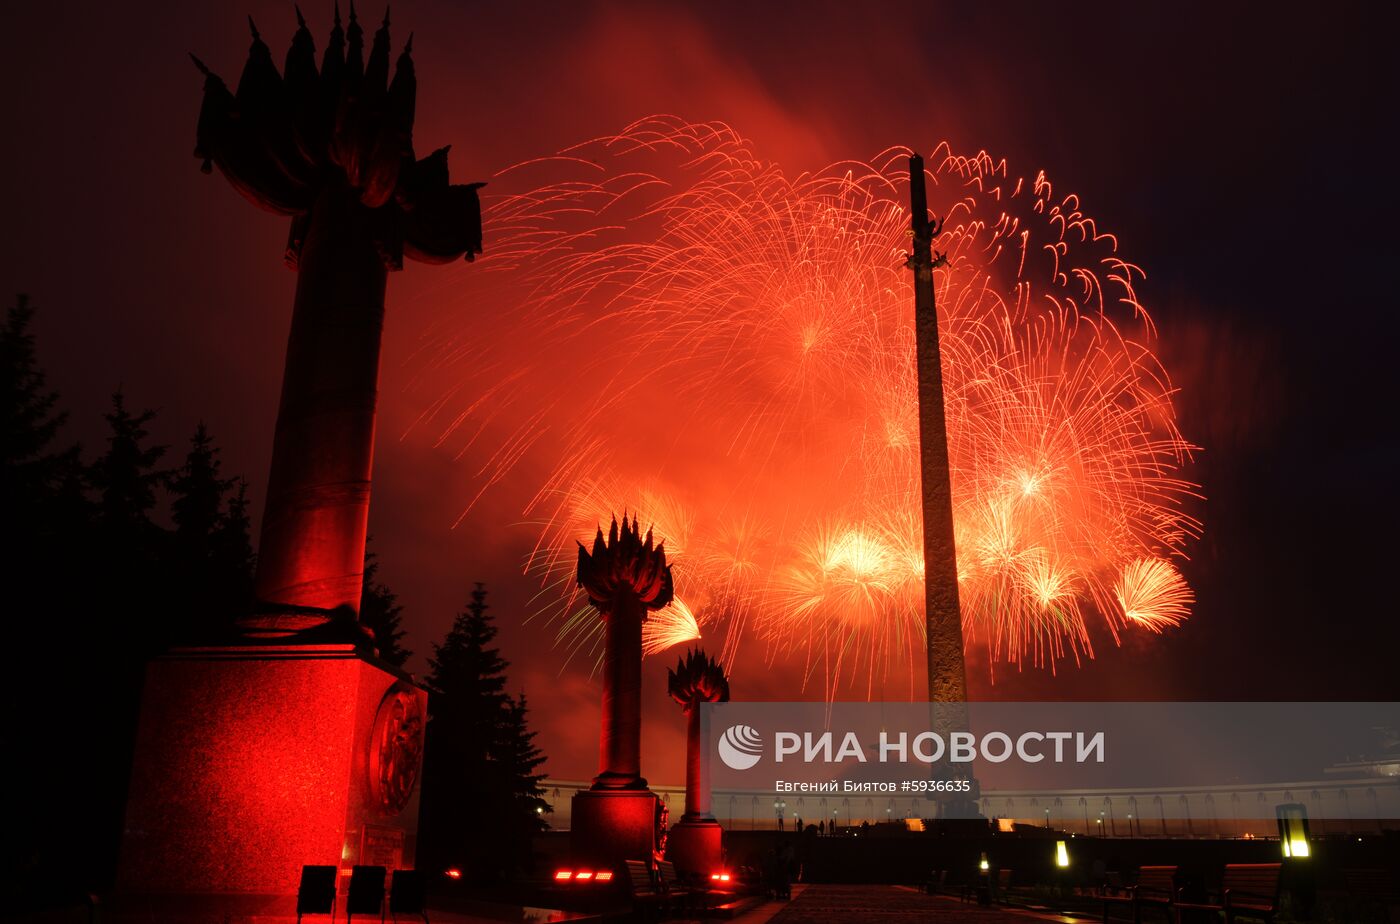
[724,885,1082,924]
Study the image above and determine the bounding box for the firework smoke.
[416,116,1200,696]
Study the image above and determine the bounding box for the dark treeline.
[2,296,547,902]
[3,294,257,901]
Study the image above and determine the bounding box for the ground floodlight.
[1277,803,1311,858]
[389,868,428,921]
[347,865,387,920]
[296,865,337,922]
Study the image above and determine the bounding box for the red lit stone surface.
[118,645,426,903]
[665,819,722,876]
[570,789,658,866]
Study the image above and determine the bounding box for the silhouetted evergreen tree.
[91,391,167,536]
[502,691,551,828]
[170,423,231,549]
[1,296,86,613]
[0,296,89,555]
[1,297,97,902]
[419,583,548,880]
[1,296,75,510]
[88,391,173,652]
[166,424,255,636]
[81,392,177,892]
[2,293,415,897]
[2,297,270,899]
[361,542,410,666]
[424,582,509,779]
[209,477,256,626]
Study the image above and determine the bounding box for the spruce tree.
[361,543,411,666]
[0,295,85,535]
[420,583,549,880]
[1,296,96,899]
[425,583,509,772]
[2,300,266,891]
[1,294,86,573]
[208,477,256,627]
[89,391,177,659]
[2,296,64,483]
[91,391,166,534]
[170,423,232,551]
[503,691,551,826]
[168,424,250,637]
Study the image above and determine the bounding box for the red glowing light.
[445,867,462,880]
[554,868,612,885]
[711,872,731,882]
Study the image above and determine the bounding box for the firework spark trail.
[417,116,1201,696]
[642,597,702,656]
[1114,558,1195,633]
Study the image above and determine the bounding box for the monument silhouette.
[571,515,674,865]
[908,154,980,819]
[117,9,482,912]
[664,648,730,874]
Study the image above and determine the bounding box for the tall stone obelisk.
[908,155,980,820]
[908,154,968,706]
[117,12,481,911]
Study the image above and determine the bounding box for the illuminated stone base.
[117,645,426,909]
[665,818,723,876]
[571,788,658,866]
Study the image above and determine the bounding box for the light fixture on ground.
[1277,803,1311,859]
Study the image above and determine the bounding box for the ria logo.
[717,724,764,770]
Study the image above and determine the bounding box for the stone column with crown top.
[571,516,672,865]
[116,11,481,911]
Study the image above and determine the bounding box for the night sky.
[3,1,1396,783]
